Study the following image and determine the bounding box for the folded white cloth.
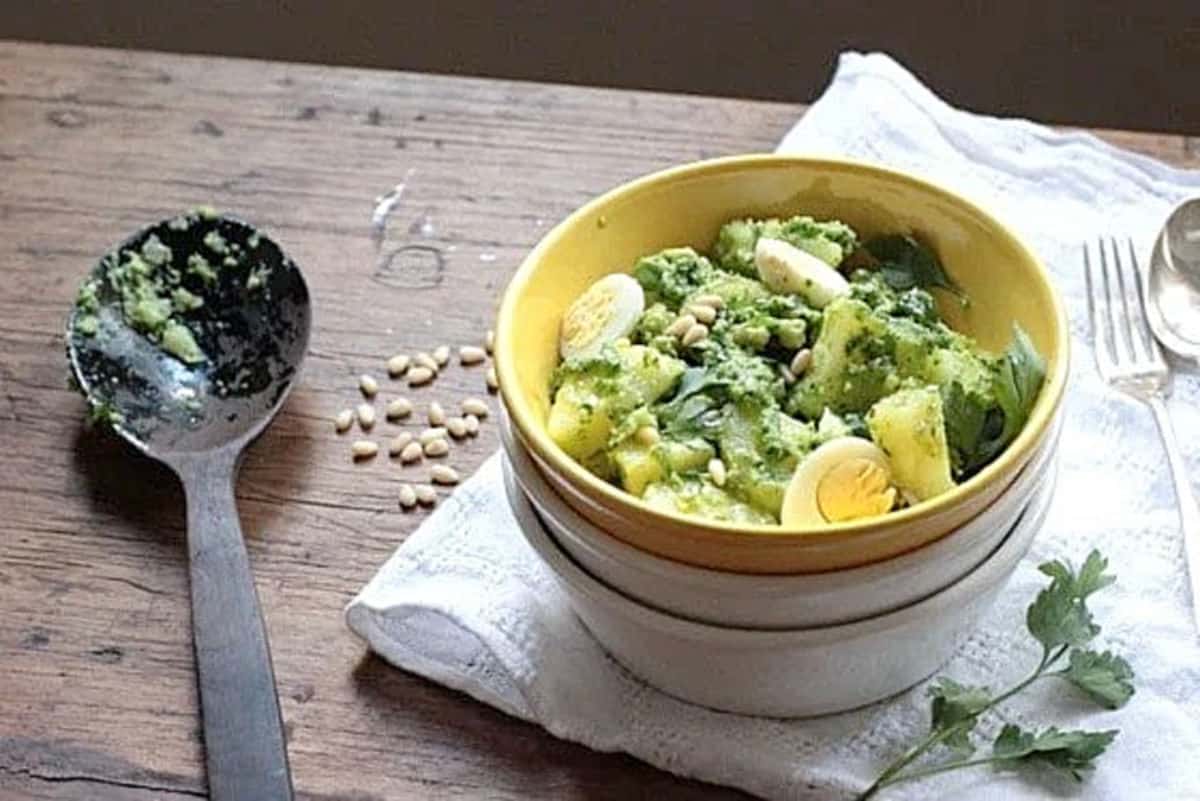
[347,53,1200,799]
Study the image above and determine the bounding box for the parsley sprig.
[856,550,1134,800]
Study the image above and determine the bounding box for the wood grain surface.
[0,41,1196,801]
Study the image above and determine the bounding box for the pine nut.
[780,365,797,384]
[692,293,725,309]
[430,465,460,485]
[485,329,495,354]
[334,409,354,432]
[461,398,489,418]
[460,345,487,365]
[359,374,379,398]
[464,414,480,436]
[386,397,413,419]
[414,352,439,373]
[634,426,659,446]
[790,348,813,376]
[387,354,411,377]
[388,432,414,456]
[356,402,376,429]
[400,441,423,463]
[446,417,469,439]
[428,401,446,426]
[398,484,418,508]
[419,427,448,445]
[687,304,717,325]
[407,366,435,386]
[708,458,727,487]
[486,366,498,392]
[432,345,451,366]
[414,484,438,505]
[423,438,450,457]
[665,313,696,337]
[681,323,709,347]
[351,440,378,459]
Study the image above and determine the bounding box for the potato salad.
[548,215,1046,527]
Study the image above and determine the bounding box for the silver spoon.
[67,212,309,800]
[1146,197,1200,362]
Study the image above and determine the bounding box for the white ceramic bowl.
[500,409,1060,628]
[506,458,1056,717]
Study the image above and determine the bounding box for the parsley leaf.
[989,325,1047,455]
[928,678,990,754]
[992,724,1118,781]
[1027,550,1112,651]
[863,234,964,299]
[1062,649,1135,709]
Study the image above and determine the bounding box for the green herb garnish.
[857,550,1133,800]
[864,234,964,300]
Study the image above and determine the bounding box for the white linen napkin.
[346,52,1200,799]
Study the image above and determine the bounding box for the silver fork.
[1085,237,1200,633]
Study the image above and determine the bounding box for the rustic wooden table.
[1,42,1196,801]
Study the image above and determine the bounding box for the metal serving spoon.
[1147,197,1200,362]
[67,213,309,800]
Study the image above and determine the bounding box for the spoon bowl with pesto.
[67,210,309,801]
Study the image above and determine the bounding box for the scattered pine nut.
[398,484,418,509]
[461,397,489,418]
[485,329,495,354]
[687,304,717,325]
[388,432,414,456]
[431,465,460,485]
[428,401,446,426]
[407,366,435,386]
[423,438,450,457]
[634,426,660,446]
[790,348,813,376]
[356,402,376,429]
[459,345,487,365]
[780,365,797,384]
[351,440,379,460]
[692,293,725,309]
[708,457,727,487]
[359,374,379,398]
[414,352,439,373]
[386,397,413,419]
[432,345,451,366]
[400,441,424,463]
[681,323,709,347]
[419,427,448,446]
[486,366,498,392]
[334,409,354,433]
[387,354,411,377]
[464,413,480,436]
[446,416,469,439]
[414,484,438,505]
[665,314,696,337]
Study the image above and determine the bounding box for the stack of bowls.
[494,156,1069,717]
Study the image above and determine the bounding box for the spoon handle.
[1148,395,1200,635]
[181,453,293,800]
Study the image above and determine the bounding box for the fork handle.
[1148,395,1200,634]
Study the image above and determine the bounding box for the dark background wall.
[4,1,1199,132]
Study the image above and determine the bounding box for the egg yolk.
[562,284,616,350]
[816,458,897,522]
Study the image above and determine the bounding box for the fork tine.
[1099,237,1134,366]
[1124,237,1168,367]
[1084,240,1116,376]
[1109,236,1151,364]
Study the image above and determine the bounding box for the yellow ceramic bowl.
[495,155,1068,574]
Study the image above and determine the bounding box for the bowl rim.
[495,153,1070,542]
[509,451,1057,646]
[502,405,1061,590]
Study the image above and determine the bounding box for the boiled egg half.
[781,436,897,526]
[559,273,645,359]
[754,237,849,308]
